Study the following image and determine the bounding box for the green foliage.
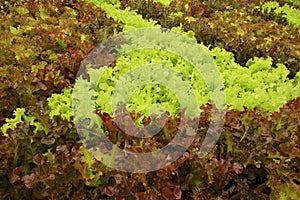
[262,1,300,28]
[1,108,45,137]
[210,48,299,111]
[48,87,73,121]
[94,48,209,117]
[262,1,280,12]
[90,46,299,117]
[89,0,157,30]
[1,108,25,137]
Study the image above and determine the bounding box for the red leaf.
[233,162,243,174]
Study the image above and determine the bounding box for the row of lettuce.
[0,0,299,199]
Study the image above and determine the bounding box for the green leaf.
[10,26,22,35]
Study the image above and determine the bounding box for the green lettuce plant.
[89,0,157,30]
[209,47,300,111]
[1,108,45,137]
[262,1,300,28]
[47,87,73,121]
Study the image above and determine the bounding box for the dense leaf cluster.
[90,47,299,115]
